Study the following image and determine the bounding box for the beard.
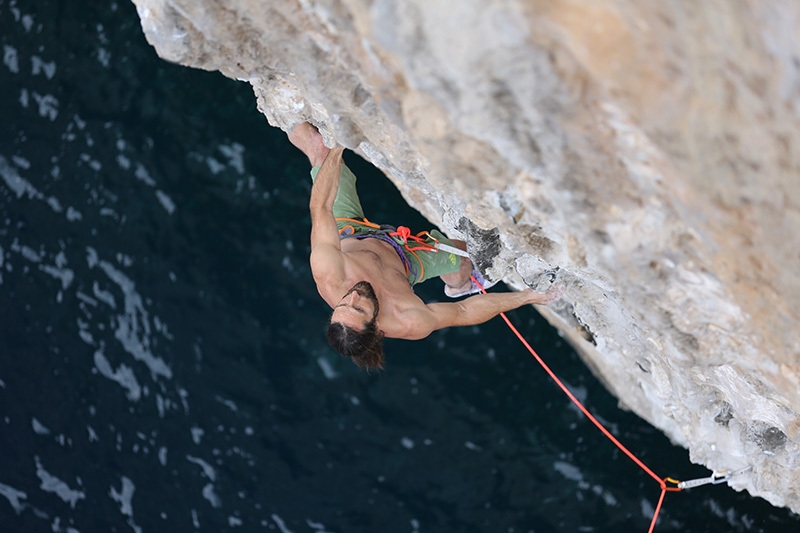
[346,281,380,321]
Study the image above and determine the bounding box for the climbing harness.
[469,274,752,533]
[336,218,470,256]
[335,216,382,237]
[388,225,470,257]
[335,217,418,279]
[335,219,469,282]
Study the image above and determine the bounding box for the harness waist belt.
[339,229,417,282]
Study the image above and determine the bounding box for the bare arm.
[309,146,345,239]
[396,286,563,340]
[309,147,346,289]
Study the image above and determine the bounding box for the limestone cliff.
[131,0,800,513]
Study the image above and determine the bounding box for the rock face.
[131,0,800,513]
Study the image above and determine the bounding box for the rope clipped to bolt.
[470,274,751,532]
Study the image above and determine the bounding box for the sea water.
[1,1,798,531]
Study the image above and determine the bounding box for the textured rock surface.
[132,0,800,512]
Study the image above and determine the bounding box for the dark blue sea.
[1,1,799,532]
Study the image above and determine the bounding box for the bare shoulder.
[384,300,464,340]
[384,305,436,340]
[310,243,346,301]
[311,243,344,276]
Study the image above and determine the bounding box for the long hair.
[326,318,385,371]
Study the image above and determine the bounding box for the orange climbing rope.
[470,275,683,533]
[388,225,441,253]
[335,216,382,238]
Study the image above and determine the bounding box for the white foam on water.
[32,92,59,121]
[190,427,204,445]
[316,356,337,379]
[78,327,94,345]
[464,441,482,451]
[201,483,221,508]
[272,514,295,533]
[109,476,135,516]
[75,291,97,307]
[155,394,166,417]
[0,155,43,200]
[553,460,583,482]
[97,47,111,68]
[40,263,74,291]
[93,349,142,401]
[35,456,85,509]
[17,243,42,262]
[3,45,19,73]
[153,315,173,340]
[591,484,618,507]
[31,55,56,79]
[92,280,117,309]
[306,518,334,532]
[20,13,34,32]
[218,143,246,174]
[554,460,618,506]
[1,156,73,218]
[206,157,225,175]
[115,253,132,267]
[97,258,172,379]
[155,190,175,214]
[32,417,51,435]
[640,497,656,520]
[133,163,156,186]
[116,154,131,170]
[78,153,102,172]
[215,396,238,413]
[186,455,217,481]
[85,246,98,268]
[109,476,142,533]
[0,481,27,514]
[11,155,30,169]
[177,387,190,412]
[66,206,82,221]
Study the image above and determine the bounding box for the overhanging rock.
[131,0,800,512]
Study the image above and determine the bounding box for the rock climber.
[289,122,562,370]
